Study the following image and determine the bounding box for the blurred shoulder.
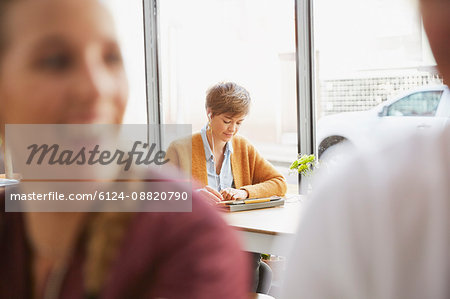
[128,168,241,244]
[310,125,450,218]
[103,169,249,298]
[283,125,450,299]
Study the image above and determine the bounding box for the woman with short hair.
[167,82,287,201]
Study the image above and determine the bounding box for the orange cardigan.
[166,133,287,198]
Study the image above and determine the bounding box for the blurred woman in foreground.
[0,0,249,298]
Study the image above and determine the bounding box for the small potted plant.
[289,154,317,175]
[289,154,317,194]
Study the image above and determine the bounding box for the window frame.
[143,0,164,148]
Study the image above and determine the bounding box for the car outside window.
[386,91,443,117]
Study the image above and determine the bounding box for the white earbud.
[208,113,212,120]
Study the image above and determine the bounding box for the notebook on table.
[218,196,285,212]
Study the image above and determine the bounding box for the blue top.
[200,125,234,191]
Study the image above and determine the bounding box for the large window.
[104,0,147,125]
[139,0,445,191]
[313,0,443,159]
[158,0,298,192]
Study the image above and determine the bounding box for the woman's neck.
[206,129,226,156]
[25,212,87,264]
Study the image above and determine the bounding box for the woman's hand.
[194,185,224,205]
[220,188,248,201]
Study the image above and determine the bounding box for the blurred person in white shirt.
[282,0,450,298]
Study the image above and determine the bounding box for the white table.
[223,194,305,255]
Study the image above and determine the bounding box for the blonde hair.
[205,82,251,117]
[84,213,134,295]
